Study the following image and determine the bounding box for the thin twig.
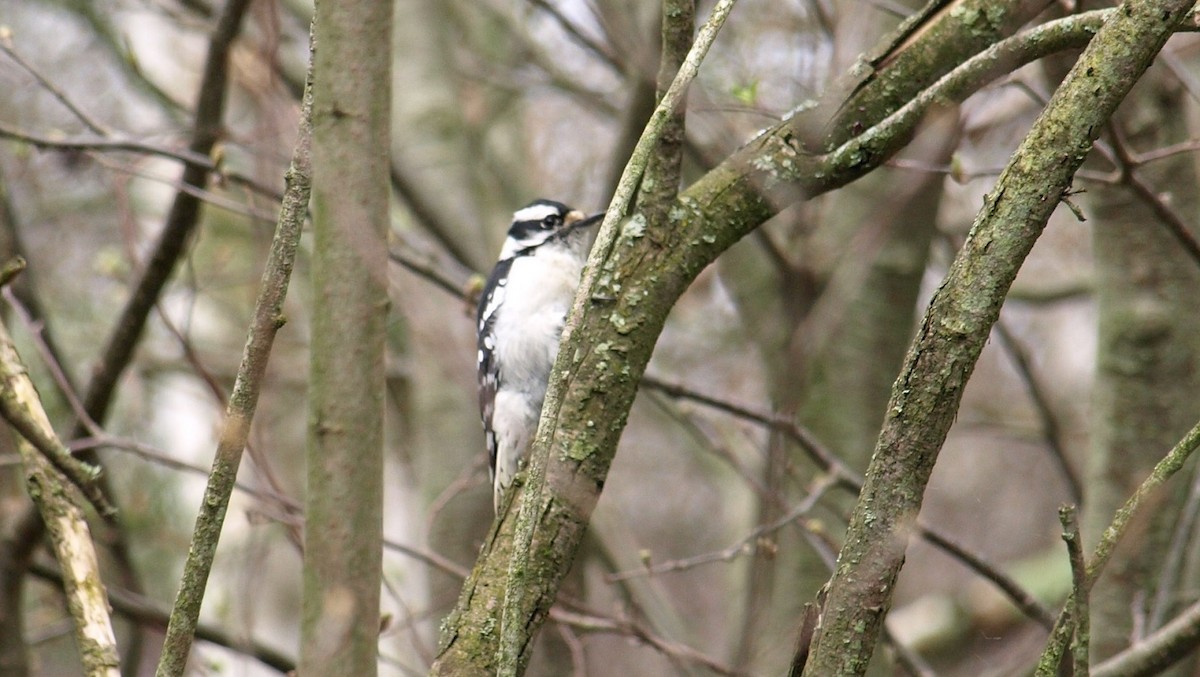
[0,121,215,181]
[640,375,863,489]
[607,475,837,581]
[993,318,1081,504]
[27,561,294,674]
[86,153,280,223]
[1148,462,1200,630]
[641,374,1058,628]
[1093,596,1200,677]
[526,0,619,70]
[882,626,937,677]
[1059,505,1089,677]
[1100,122,1200,269]
[156,17,313,674]
[0,33,110,135]
[549,607,747,676]
[1036,417,1200,674]
[387,246,473,300]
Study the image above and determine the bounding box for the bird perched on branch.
[476,199,602,513]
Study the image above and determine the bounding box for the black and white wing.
[476,256,513,479]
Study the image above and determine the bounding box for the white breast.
[492,246,583,395]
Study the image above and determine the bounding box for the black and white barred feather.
[476,199,600,512]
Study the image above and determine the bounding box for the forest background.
[0,0,1199,675]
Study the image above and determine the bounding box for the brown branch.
[549,607,747,677]
[807,0,1196,669]
[78,0,253,443]
[4,0,257,670]
[1104,123,1200,269]
[0,33,110,135]
[0,317,120,676]
[1093,596,1200,677]
[993,317,1081,504]
[389,161,481,272]
[157,16,312,672]
[606,475,838,582]
[642,374,1057,629]
[387,246,473,300]
[0,122,282,204]
[526,0,619,70]
[1060,505,1089,676]
[26,561,295,674]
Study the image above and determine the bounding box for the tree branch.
[1093,595,1200,677]
[1036,417,1200,674]
[0,317,120,676]
[154,21,314,675]
[1,1,255,670]
[1060,505,1089,676]
[27,562,295,675]
[437,4,1200,675]
[496,4,739,674]
[806,0,1197,670]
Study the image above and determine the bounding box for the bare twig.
[1037,417,1200,674]
[607,475,837,581]
[1059,505,1089,677]
[1148,464,1200,630]
[915,525,1056,629]
[0,32,110,135]
[993,319,1081,504]
[526,0,619,70]
[387,246,473,300]
[549,607,747,676]
[1102,123,1200,269]
[640,375,863,489]
[882,626,937,677]
[0,317,120,676]
[389,161,481,272]
[1132,137,1200,165]
[27,561,294,674]
[86,153,280,223]
[642,374,1057,629]
[1093,596,1200,677]
[0,121,282,203]
[156,18,313,674]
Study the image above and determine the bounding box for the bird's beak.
[567,211,604,228]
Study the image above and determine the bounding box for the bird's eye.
[542,214,562,228]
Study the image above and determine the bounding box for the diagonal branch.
[496,4,738,674]
[77,0,254,435]
[5,0,256,670]
[438,5,1200,676]
[805,0,1198,670]
[155,20,314,676]
[1037,417,1200,674]
[0,316,120,676]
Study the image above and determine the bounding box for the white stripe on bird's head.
[512,201,568,224]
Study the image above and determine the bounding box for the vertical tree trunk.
[301,0,392,673]
[1085,64,1200,661]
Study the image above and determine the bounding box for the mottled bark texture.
[1085,64,1200,661]
[300,0,392,673]
[804,0,1197,673]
